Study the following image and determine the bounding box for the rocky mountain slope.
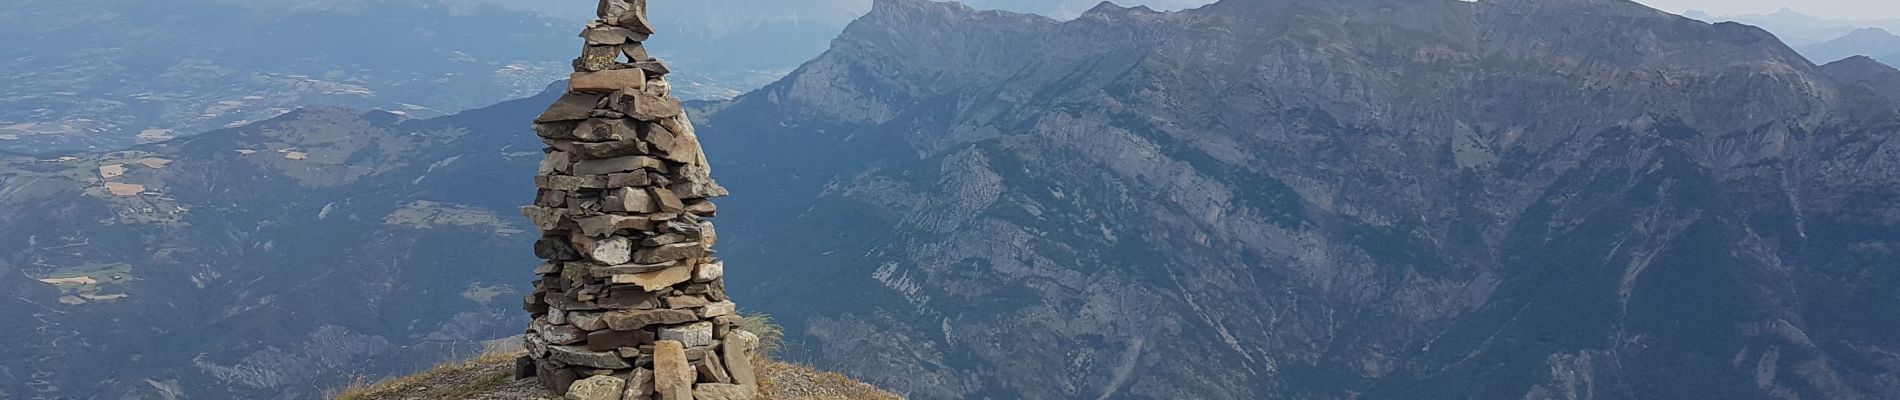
[688,0,1900,398]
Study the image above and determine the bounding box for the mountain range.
[3,0,1900,399]
[1685,7,1900,46]
[0,0,578,154]
[1800,28,1900,66]
[699,0,1900,397]
[0,0,1223,155]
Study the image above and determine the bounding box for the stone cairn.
[516,1,757,399]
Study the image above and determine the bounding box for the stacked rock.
[517,1,756,399]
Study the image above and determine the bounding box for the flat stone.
[525,292,551,314]
[575,156,665,176]
[582,24,638,45]
[592,262,676,277]
[537,175,611,191]
[583,236,633,265]
[549,291,605,311]
[661,125,705,165]
[546,139,647,160]
[537,189,570,208]
[599,0,654,33]
[536,319,587,345]
[537,93,605,123]
[692,384,755,400]
[535,237,581,261]
[658,322,715,348]
[577,214,656,237]
[539,362,581,396]
[642,233,691,247]
[571,69,646,93]
[669,167,728,199]
[574,118,640,142]
[570,311,608,331]
[608,90,683,122]
[560,262,596,289]
[633,60,670,76]
[536,120,582,140]
[644,77,671,97]
[632,243,703,264]
[624,368,655,400]
[653,341,694,400]
[604,187,659,213]
[567,375,627,400]
[587,328,654,351]
[599,287,662,309]
[515,356,538,380]
[523,206,571,231]
[524,331,551,358]
[683,200,716,217]
[536,262,565,275]
[722,331,757,386]
[665,295,711,309]
[622,43,651,62]
[698,221,718,247]
[576,45,620,72]
[602,309,698,331]
[612,264,692,292]
[607,172,653,188]
[684,345,713,362]
[540,151,574,175]
[698,301,736,319]
[697,353,732,384]
[550,345,632,369]
[641,122,677,152]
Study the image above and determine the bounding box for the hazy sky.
[1635,0,1900,20]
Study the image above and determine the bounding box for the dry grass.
[333,352,546,400]
[756,357,903,400]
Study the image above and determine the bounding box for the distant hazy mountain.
[1801,28,1900,65]
[0,0,1220,155]
[0,0,579,154]
[459,0,1220,97]
[1685,7,1900,46]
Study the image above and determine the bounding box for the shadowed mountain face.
[692,0,1900,398]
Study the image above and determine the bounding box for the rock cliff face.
[694,0,1900,398]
